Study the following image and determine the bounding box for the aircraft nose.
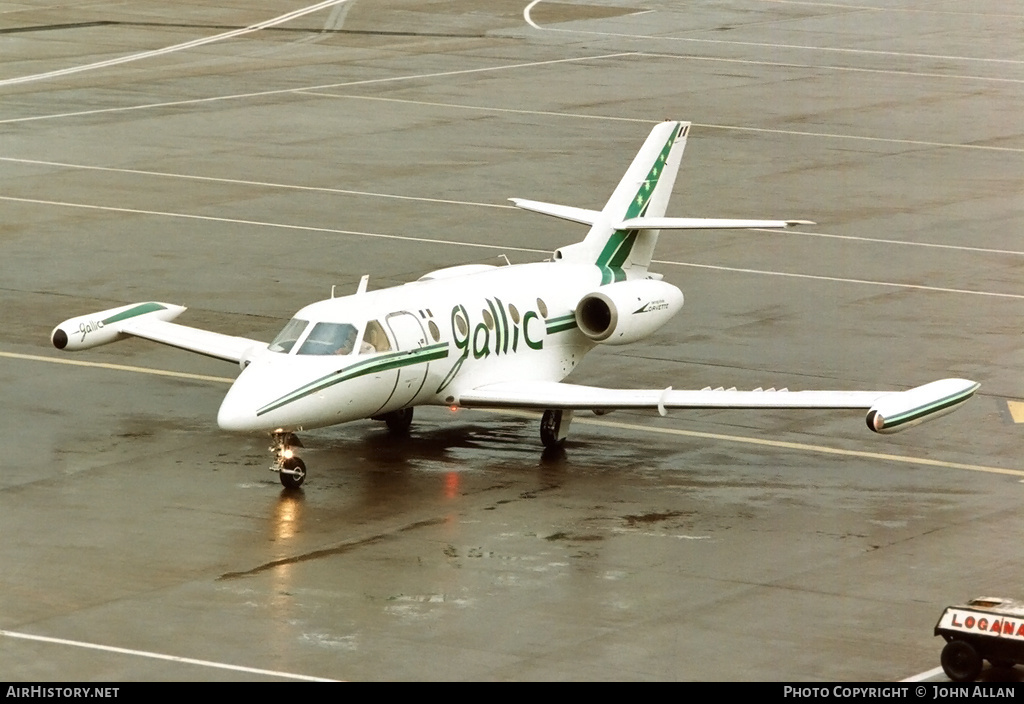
[217,367,267,432]
[217,389,259,432]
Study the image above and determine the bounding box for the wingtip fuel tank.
[866,378,979,433]
[51,302,186,351]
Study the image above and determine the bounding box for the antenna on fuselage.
[356,274,369,295]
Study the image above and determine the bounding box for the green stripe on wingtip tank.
[882,385,979,428]
[102,302,168,325]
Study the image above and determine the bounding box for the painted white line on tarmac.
[655,260,1024,300]
[749,228,1024,258]
[6,155,1024,260]
[0,629,338,681]
[294,91,1024,154]
[757,0,1023,18]
[0,195,548,254]
[3,157,1023,258]
[0,156,515,210]
[522,1,1024,65]
[635,50,1024,86]
[0,351,234,384]
[296,90,652,123]
[0,52,635,124]
[902,665,946,682]
[566,415,1024,478]
[694,120,1024,154]
[0,0,354,88]
[3,194,1023,300]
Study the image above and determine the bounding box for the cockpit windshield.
[269,318,393,356]
[297,322,360,356]
[268,318,308,353]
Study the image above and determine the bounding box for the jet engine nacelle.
[865,378,980,434]
[575,279,684,345]
[51,302,186,351]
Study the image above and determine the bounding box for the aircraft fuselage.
[216,261,611,433]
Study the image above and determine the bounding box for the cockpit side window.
[360,320,392,355]
[269,318,309,353]
[297,322,360,356]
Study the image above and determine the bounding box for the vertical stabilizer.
[554,121,689,283]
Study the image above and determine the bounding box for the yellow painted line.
[4,350,1021,478]
[1007,400,1024,423]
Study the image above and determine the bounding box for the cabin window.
[269,318,309,353]
[360,320,392,354]
[297,322,360,356]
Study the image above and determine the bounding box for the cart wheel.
[941,640,982,682]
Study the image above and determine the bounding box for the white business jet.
[51,121,979,488]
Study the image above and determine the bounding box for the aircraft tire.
[384,407,414,432]
[540,410,565,449]
[280,457,306,489]
[941,640,982,682]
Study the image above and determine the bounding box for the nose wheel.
[540,409,573,448]
[271,432,306,489]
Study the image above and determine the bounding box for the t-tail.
[510,120,813,284]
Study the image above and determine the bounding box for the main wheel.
[540,409,565,449]
[941,640,982,682]
[280,456,306,489]
[384,407,414,432]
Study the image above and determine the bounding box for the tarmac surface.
[1,0,1022,682]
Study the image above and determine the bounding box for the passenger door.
[383,311,429,408]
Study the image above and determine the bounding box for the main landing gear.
[540,409,574,449]
[271,431,305,489]
[380,407,413,433]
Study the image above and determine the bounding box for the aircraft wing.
[615,217,815,230]
[118,319,264,364]
[51,301,265,364]
[456,378,979,434]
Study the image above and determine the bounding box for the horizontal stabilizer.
[509,198,600,226]
[615,217,816,230]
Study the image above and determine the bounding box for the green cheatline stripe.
[257,342,449,416]
[594,123,682,282]
[545,313,578,334]
[102,302,167,324]
[882,386,978,428]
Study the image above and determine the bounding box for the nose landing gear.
[271,431,305,489]
[540,409,573,448]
